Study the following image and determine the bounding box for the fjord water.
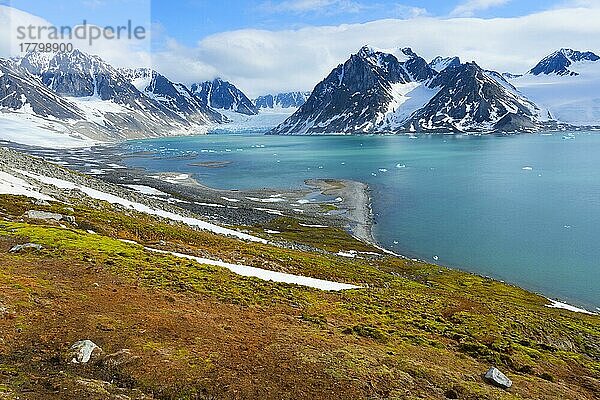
[122,133,600,310]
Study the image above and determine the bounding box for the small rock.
[484,367,512,389]
[64,215,76,224]
[70,340,102,364]
[101,349,139,369]
[33,199,50,206]
[25,210,63,221]
[9,243,43,253]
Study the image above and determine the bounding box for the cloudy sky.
[2,0,600,96]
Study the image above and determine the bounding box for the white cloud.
[149,4,600,97]
[394,5,428,18]
[0,5,150,69]
[3,3,600,99]
[450,0,511,17]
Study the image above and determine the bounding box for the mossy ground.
[0,194,598,399]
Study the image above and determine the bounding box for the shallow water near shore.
[119,132,600,310]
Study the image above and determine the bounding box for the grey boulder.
[26,210,64,221]
[9,243,43,253]
[70,340,102,364]
[484,367,512,389]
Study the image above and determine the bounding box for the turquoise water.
[121,133,600,310]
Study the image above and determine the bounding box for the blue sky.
[6,0,563,47]
[3,0,599,96]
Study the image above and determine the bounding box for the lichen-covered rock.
[26,210,64,221]
[484,367,512,389]
[9,243,43,253]
[70,340,102,364]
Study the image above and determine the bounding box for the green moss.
[318,204,339,213]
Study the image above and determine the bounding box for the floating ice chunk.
[522,166,533,171]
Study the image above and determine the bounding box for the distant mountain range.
[0,47,599,145]
[2,50,233,142]
[271,46,561,134]
[254,92,311,110]
[271,46,600,135]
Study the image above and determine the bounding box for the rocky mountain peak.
[529,48,600,76]
[190,78,258,115]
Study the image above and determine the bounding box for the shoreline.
[104,169,598,314]
[305,178,375,245]
[1,141,597,314]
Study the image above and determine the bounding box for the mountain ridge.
[271,46,555,135]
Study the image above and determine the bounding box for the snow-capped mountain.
[0,58,121,146]
[271,46,547,135]
[190,78,258,115]
[254,91,311,109]
[511,49,600,126]
[528,49,599,76]
[5,50,222,142]
[120,68,225,124]
[402,62,542,133]
[429,56,461,72]
[0,58,83,120]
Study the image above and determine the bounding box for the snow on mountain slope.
[429,56,461,72]
[402,62,544,133]
[528,49,599,76]
[379,82,440,129]
[0,110,99,148]
[512,49,600,126]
